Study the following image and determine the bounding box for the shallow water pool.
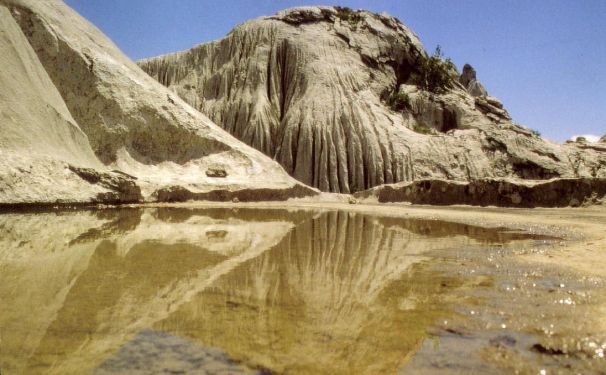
[0,207,603,374]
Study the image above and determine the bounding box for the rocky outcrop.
[459,63,487,97]
[153,183,315,202]
[140,6,606,193]
[0,5,140,205]
[67,166,142,204]
[601,134,606,143]
[0,0,316,206]
[355,178,606,207]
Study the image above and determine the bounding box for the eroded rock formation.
[140,6,606,193]
[459,63,488,97]
[0,0,315,205]
[0,5,141,204]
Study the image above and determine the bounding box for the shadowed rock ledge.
[354,178,606,207]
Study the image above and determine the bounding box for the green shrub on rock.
[411,45,456,94]
[386,91,411,112]
[413,122,432,135]
[334,6,363,24]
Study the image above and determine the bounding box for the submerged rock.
[0,0,316,205]
[140,6,606,193]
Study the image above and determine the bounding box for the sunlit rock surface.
[140,6,606,193]
[0,0,315,205]
[0,6,139,204]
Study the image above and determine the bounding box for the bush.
[413,123,432,135]
[411,45,455,94]
[386,91,411,112]
[334,6,362,25]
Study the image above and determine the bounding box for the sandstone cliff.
[0,0,314,205]
[140,6,606,193]
[0,5,142,204]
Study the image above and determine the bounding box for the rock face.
[355,178,606,208]
[139,6,606,193]
[0,5,140,204]
[459,63,488,97]
[601,134,606,143]
[0,0,315,205]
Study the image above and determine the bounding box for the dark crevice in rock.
[512,160,560,180]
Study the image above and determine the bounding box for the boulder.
[205,167,228,178]
[459,64,488,97]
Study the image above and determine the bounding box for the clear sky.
[65,0,605,143]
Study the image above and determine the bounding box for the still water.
[0,208,602,374]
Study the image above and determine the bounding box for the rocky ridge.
[140,6,606,194]
[0,0,316,206]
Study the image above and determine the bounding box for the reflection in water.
[0,208,542,374]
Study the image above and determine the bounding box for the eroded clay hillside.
[140,6,606,193]
[0,0,314,205]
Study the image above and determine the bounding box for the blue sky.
[65,0,605,143]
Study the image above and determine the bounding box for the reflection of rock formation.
[159,211,531,374]
[0,208,544,374]
[0,212,106,374]
[0,208,294,374]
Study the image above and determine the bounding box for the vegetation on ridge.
[411,46,456,94]
[334,6,363,26]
